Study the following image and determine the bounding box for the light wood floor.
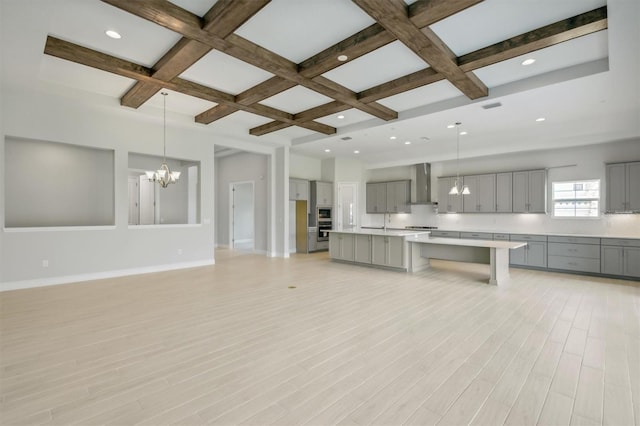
[1,250,639,425]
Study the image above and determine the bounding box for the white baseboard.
[0,259,216,292]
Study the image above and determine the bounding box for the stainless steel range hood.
[412,163,432,204]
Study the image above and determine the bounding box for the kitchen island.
[329,229,429,270]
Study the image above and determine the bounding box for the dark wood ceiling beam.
[250,7,608,136]
[352,0,488,100]
[458,6,608,71]
[250,101,350,136]
[102,0,397,122]
[44,36,335,135]
[120,0,270,109]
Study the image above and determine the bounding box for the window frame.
[551,179,601,218]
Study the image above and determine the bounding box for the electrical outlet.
[42,260,49,267]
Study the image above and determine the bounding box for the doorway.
[230,181,255,251]
[336,182,358,230]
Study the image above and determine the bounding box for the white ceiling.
[1,0,639,169]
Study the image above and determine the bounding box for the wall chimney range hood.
[412,163,432,204]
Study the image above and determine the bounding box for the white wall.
[289,153,321,180]
[0,87,222,288]
[215,152,268,252]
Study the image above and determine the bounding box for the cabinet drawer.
[510,234,547,242]
[601,238,640,248]
[548,256,600,273]
[460,232,494,240]
[548,243,600,259]
[493,233,510,241]
[547,236,600,245]
[430,231,460,238]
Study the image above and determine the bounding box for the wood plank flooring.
[1,250,639,425]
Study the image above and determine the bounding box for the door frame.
[229,180,255,250]
[336,182,359,230]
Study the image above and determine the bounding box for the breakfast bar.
[408,235,527,286]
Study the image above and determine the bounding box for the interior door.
[231,181,254,251]
[337,182,358,230]
[128,176,139,225]
[139,176,155,225]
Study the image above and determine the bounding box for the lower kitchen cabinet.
[354,234,372,264]
[510,234,547,268]
[329,233,354,261]
[601,238,640,278]
[371,235,404,268]
[547,236,600,274]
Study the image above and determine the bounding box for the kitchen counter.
[330,228,429,237]
[433,229,640,240]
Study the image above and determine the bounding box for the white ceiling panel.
[259,86,334,114]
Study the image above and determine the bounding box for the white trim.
[229,180,255,251]
[4,225,116,233]
[0,259,216,292]
[128,224,202,229]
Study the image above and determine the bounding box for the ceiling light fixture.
[354,150,360,154]
[449,122,470,196]
[460,131,468,135]
[105,30,121,39]
[324,149,331,152]
[337,115,345,119]
[146,92,180,188]
[390,136,396,140]
[522,58,536,66]
[447,124,455,129]
[337,55,348,62]
[404,141,411,145]
[536,117,546,122]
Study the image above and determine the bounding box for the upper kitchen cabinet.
[289,178,309,201]
[496,172,513,212]
[310,181,333,206]
[366,180,411,214]
[606,162,640,213]
[437,177,462,213]
[462,174,496,213]
[513,170,547,213]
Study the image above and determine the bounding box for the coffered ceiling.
[2,0,639,168]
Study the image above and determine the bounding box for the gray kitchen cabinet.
[510,234,547,268]
[437,177,462,213]
[600,238,640,278]
[606,162,640,213]
[493,233,510,241]
[513,170,546,213]
[311,181,333,206]
[354,234,372,264]
[371,235,404,268]
[547,236,601,274]
[329,233,355,261]
[366,181,411,213]
[430,230,460,238]
[460,231,494,240]
[496,173,513,212]
[307,230,317,253]
[463,174,496,213]
[289,178,309,201]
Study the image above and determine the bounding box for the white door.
[230,181,254,251]
[337,182,358,230]
[139,176,156,225]
[128,177,139,225]
[187,165,198,224]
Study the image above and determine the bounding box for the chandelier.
[146,92,180,188]
[449,122,470,195]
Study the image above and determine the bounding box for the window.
[552,180,600,217]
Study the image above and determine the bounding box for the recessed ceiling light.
[337,115,345,119]
[354,150,360,154]
[522,58,536,66]
[390,136,396,140]
[337,55,348,62]
[105,30,121,39]
[447,124,455,129]
[404,141,411,145]
[324,149,331,152]
[460,131,468,135]
[536,117,546,122]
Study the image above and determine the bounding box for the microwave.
[317,207,332,220]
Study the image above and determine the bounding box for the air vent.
[340,136,352,141]
[482,102,502,109]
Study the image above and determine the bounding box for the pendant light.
[449,122,470,195]
[146,92,180,188]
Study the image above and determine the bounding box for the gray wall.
[5,137,114,227]
[215,152,269,251]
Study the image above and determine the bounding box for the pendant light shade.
[449,122,470,196]
[146,92,180,188]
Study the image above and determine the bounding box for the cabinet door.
[341,234,355,261]
[510,246,527,266]
[526,241,547,268]
[512,171,528,213]
[329,234,341,259]
[606,164,627,212]
[627,162,640,211]
[528,170,546,213]
[318,182,333,205]
[375,183,387,213]
[449,182,463,213]
[462,175,479,212]
[601,246,623,275]
[437,177,452,213]
[496,173,513,212]
[387,181,410,213]
[354,234,372,263]
[478,174,496,212]
[387,236,404,268]
[623,247,640,277]
[366,183,377,213]
[371,235,387,265]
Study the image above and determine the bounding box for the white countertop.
[433,229,640,240]
[411,235,526,249]
[330,229,430,237]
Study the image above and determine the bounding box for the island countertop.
[329,229,430,237]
